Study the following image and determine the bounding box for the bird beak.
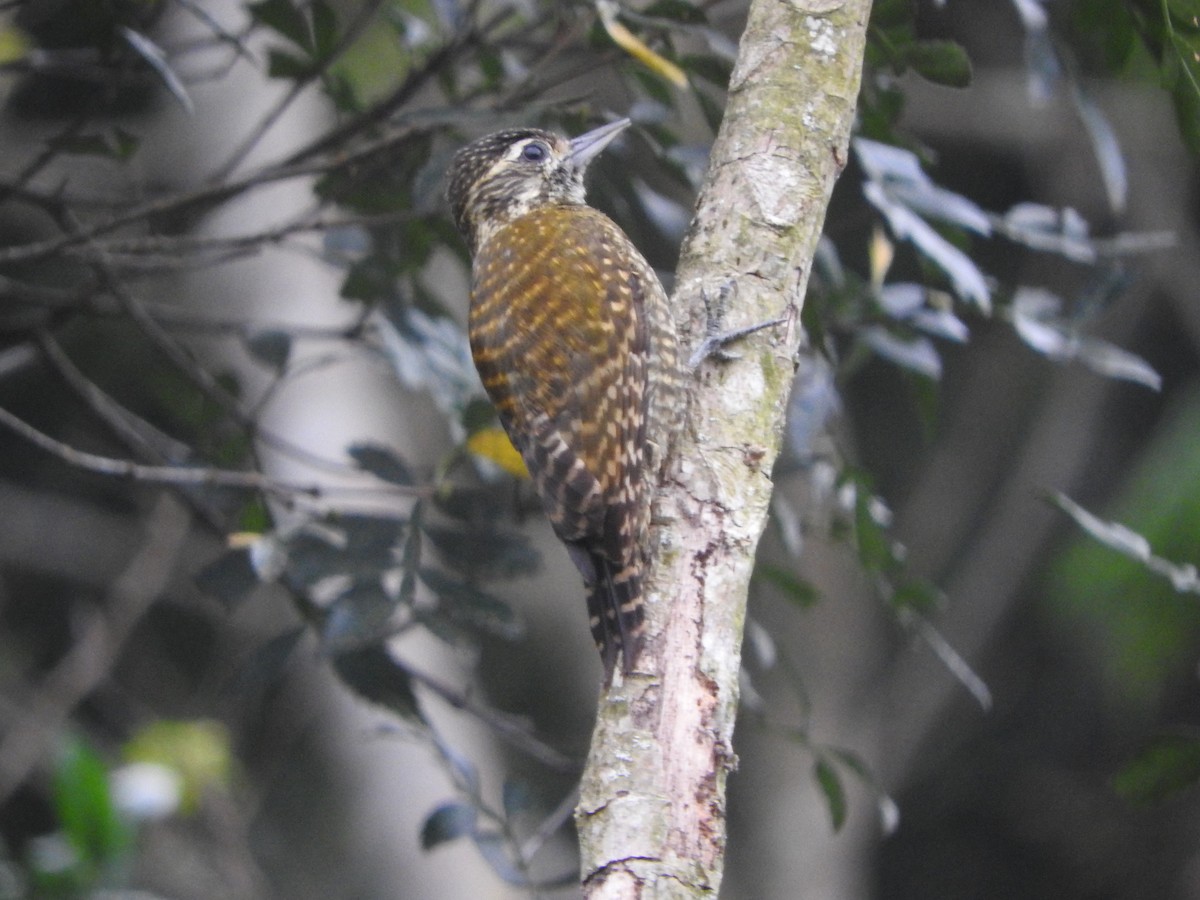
[568,118,631,170]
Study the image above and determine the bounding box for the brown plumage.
[446,119,681,682]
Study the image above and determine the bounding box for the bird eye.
[520,142,548,162]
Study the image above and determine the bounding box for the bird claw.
[688,316,789,369]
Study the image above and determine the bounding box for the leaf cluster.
[1073,0,1200,153]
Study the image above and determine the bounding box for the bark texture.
[575,0,871,895]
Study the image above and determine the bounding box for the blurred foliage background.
[0,0,1198,897]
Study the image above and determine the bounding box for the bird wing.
[469,206,650,564]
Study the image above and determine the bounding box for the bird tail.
[587,556,645,685]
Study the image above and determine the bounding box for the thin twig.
[37,330,191,464]
[400,661,579,773]
[0,113,89,207]
[209,0,392,181]
[278,4,516,168]
[0,402,326,497]
[0,343,39,381]
[173,0,254,60]
[35,329,232,532]
[51,205,415,269]
[518,786,580,866]
[62,210,384,480]
[0,6,515,272]
[0,123,420,267]
[0,403,426,504]
[1,275,368,339]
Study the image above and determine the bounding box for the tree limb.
[575,0,871,895]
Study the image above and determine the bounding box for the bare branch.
[0,114,89,207]
[37,329,193,464]
[0,402,424,500]
[0,121,424,268]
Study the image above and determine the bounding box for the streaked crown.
[446,119,631,253]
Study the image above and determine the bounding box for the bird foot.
[688,316,789,369]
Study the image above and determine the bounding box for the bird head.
[446,118,630,253]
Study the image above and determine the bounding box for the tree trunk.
[575,0,871,895]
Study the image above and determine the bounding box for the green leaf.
[230,626,306,695]
[239,497,270,533]
[249,0,312,50]
[813,757,848,832]
[121,26,195,114]
[1113,732,1200,805]
[1051,493,1198,594]
[339,256,394,301]
[399,503,422,606]
[1166,0,1200,23]
[827,746,873,782]
[1173,81,1200,155]
[245,330,292,372]
[421,802,476,850]
[310,0,339,59]
[26,834,85,893]
[50,129,140,161]
[424,525,539,579]
[473,831,528,885]
[122,720,233,814]
[859,85,906,140]
[866,0,918,73]
[627,64,675,106]
[332,645,421,721]
[316,133,432,214]
[0,23,30,65]
[477,48,504,89]
[754,563,820,609]
[325,72,360,113]
[642,0,708,24]
[347,442,414,485]
[323,581,400,652]
[869,0,914,30]
[267,48,312,79]
[347,517,409,557]
[433,731,479,794]
[905,40,972,88]
[53,134,115,157]
[284,515,405,586]
[696,87,727,133]
[54,737,130,867]
[680,53,732,87]
[283,531,350,587]
[501,778,534,819]
[420,567,523,639]
[194,549,260,608]
[890,580,943,615]
[110,127,140,160]
[1115,0,1200,152]
[852,487,894,572]
[433,481,512,523]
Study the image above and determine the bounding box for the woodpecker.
[446,118,682,682]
